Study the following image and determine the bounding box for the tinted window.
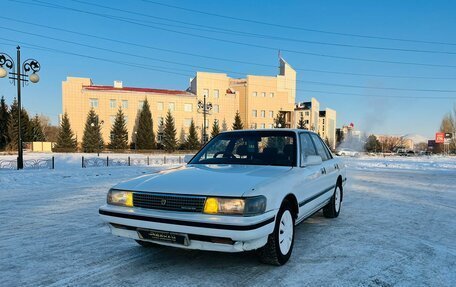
[310,134,329,161]
[191,131,297,167]
[299,133,317,166]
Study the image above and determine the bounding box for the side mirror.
[183,154,193,163]
[303,155,322,166]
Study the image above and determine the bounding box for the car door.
[309,134,337,204]
[295,132,329,221]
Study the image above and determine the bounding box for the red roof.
[83,85,192,95]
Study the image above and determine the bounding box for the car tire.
[258,200,295,266]
[135,240,157,248]
[323,184,342,218]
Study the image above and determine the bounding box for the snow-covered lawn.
[0,156,455,286]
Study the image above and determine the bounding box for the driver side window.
[299,133,317,167]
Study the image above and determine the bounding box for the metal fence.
[0,157,55,170]
[82,156,184,168]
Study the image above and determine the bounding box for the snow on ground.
[0,155,455,286]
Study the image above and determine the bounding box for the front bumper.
[99,205,276,252]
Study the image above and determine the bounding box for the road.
[1,157,455,286]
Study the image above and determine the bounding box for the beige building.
[318,108,337,149]
[62,58,298,144]
[294,98,320,132]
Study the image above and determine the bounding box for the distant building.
[318,108,337,149]
[294,98,320,132]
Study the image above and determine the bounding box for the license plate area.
[137,228,189,246]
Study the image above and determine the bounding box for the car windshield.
[190,131,297,166]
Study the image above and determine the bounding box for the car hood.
[113,164,293,197]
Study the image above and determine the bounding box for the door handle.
[321,167,326,174]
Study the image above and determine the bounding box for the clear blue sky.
[1,0,455,139]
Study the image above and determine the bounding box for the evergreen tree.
[135,98,156,149]
[109,107,129,150]
[54,112,77,151]
[186,118,200,150]
[82,109,104,153]
[274,112,286,128]
[365,134,382,152]
[29,114,46,141]
[297,113,307,129]
[162,110,177,152]
[232,111,244,130]
[221,118,228,132]
[211,119,220,139]
[6,99,31,150]
[0,96,9,150]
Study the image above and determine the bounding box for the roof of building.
[83,85,194,96]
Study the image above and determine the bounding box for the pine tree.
[162,110,177,152]
[186,118,199,150]
[109,107,129,150]
[29,115,46,141]
[211,119,220,139]
[274,112,286,128]
[6,99,31,150]
[232,111,244,130]
[297,113,307,129]
[82,109,104,153]
[0,96,9,150]
[135,98,156,150]
[221,118,228,132]
[54,112,77,151]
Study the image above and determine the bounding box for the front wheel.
[323,184,342,218]
[258,200,295,266]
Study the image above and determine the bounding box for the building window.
[122,100,128,109]
[213,104,219,113]
[158,117,164,126]
[138,101,144,110]
[252,91,257,97]
[184,103,192,112]
[305,120,309,124]
[184,118,192,127]
[269,124,274,128]
[203,89,209,97]
[157,102,164,111]
[261,110,265,118]
[213,89,219,98]
[261,92,266,97]
[305,111,310,116]
[252,110,257,117]
[322,119,325,124]
[110,115,116,124]
[110,99,116,109]
[269,111,274,118]
[260,123,265,129]
[250,123,257,129]
[168,102,175,111]
[89,98,98,108]
[270,92,274,97]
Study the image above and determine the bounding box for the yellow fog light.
[204,197,219,214]
[107,190,133,207]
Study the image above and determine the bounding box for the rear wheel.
[135,240,157,247]
[323,184,342,218]
[258,200,295,266]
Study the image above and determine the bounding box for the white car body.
[99,129,346,257]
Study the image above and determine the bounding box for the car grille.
[132,192,206,212]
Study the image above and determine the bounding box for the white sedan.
[99,129,347,265]
[336,148,360,157]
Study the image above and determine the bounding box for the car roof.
[221,128,318,135]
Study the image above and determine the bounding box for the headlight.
[203,196,266,216]
[107,189,133,207]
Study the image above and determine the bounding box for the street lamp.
[0,46,41,169]
[197,93,212,144]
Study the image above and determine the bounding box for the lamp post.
[197,93,212,144]
[0,46,41,170]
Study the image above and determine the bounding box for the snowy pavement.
[1,156,455,286]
